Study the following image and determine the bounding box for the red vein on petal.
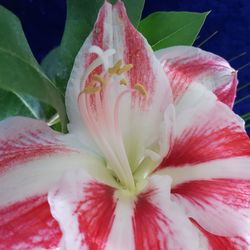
[133,188,169,250]
[0,128,69,172]
[172,179,250,210]
[76,182,116,250]
[0,195,61,249]
[115,1,155,107]
[191,218,246,250]
[159,124,250,169]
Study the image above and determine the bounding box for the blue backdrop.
[0,0,249,133]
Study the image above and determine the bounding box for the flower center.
[77,46,163,193]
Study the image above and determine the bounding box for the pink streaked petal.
[0,117,69,170]
[0,116,114,249]
[0,117,80,249]
[155,46,237,107]
[157,83,249,170]
[214,72,238,108]
[172,179,250,240]
[0,195,61,249]
[191,219,249,250]
[0,117,113,204]
[164,157,250,187]
[49,171,205,250]
[0,117,87,206]
[114,1,165,103]
[48,169,117,250]
[113,1,173,167]
[132,175,206,250]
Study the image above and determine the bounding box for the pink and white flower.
[0,1,250,249]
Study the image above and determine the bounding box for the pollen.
[117,64,133,75]
[120,78,129,86]
[134,83,147,96]
[108,59,123,75]
[81,85,101,94]
[93,74,107,86]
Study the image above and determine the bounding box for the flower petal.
[48,171,208,249]
[156,83,250,243]
[131,175,207,250]
[191,219,249,250]
[0,117,109,248]
[157,83,249,171]
[48,169,122,249]
[65,1,173,188]
[171,178,250,244]
[0,195,61,249]
[155,46,237,107]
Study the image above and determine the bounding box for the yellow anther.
[134,83,147,96]
[93,74,107,86]
[81,85,101,94]
[117,64,133,75]
[120,78,128,86]
[108,59,123,75]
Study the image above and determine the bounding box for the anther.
[117,64,133,75]
[134,83,147,96]
[81,85,101,94]
[108,59,123,75]
[93,74,107,86]
[120,78,128,86]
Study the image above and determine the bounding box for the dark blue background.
[0,0,249,132]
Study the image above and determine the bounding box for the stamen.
[144,149,162,162]
[120,78,128,86]
[134,83,147,96]
[89,46,116,70]
[117,64,133,75]
[108,59,123,74]
[93,74,107,86]
[81,85,101,94]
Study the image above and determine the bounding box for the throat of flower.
[77,46,155,192]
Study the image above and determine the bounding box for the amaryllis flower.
[1,1,250,249]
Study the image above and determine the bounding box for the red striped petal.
[0,117,100,248]
[191,219,249,250]
[0,117,116,249]
[77,182,116,249]
[0,195,61,249]
[156,46,237,108]
[157,84,250,170]
[172,179,250,240]
[0,117,85,206]
[159,122,250,168]
[0,117,69,171]
[49,171,204,249]
[114,1,156,102]
[132,175,203,250]
[48,170,117,249]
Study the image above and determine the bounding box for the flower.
[0,1,250,249]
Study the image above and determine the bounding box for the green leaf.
[138,11,209,51]
[0,5,67,127]
[41,47,68,94]
[42,0,104,93]
[42,0,145,93]
[0,89,44,120]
